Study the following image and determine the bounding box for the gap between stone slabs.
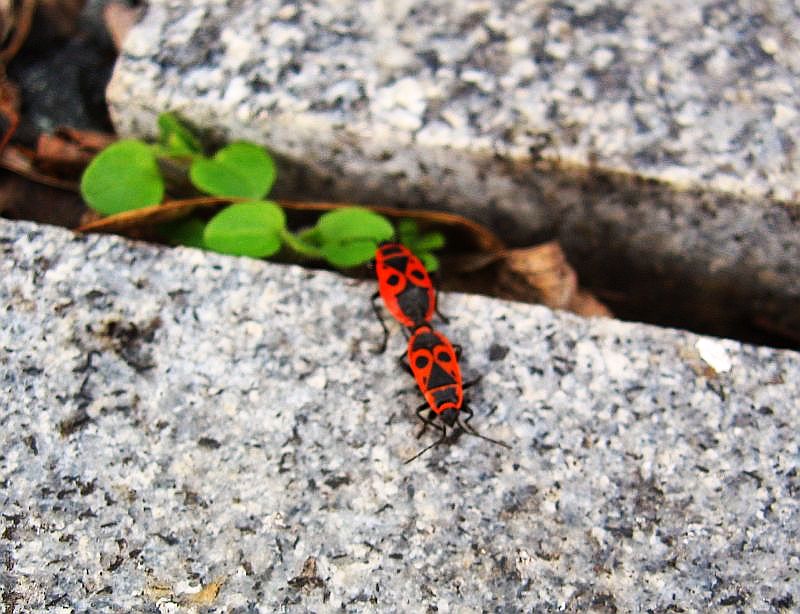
[1,219,799,611]
[107,0,800,346]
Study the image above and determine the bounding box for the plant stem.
[280,228,322,259]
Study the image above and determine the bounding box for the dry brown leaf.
[494,242,612,317]
[0,0,15,46]
[75,196,242,233]
[0,0,35,64]
[499,243,578,309]
[36,133,92,176]
[35,129,116,177]
[0,144,78,190]
[56,126,117,151]
[569,289,614,318]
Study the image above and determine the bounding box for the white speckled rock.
[1,219,798,611]
[109,0,800,201]
[107,0,800,343]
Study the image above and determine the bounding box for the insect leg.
[413,403,442,439]
[463,374,483,390]
[370,291,391,354]
[434,303,451,325]
[397,351,413,377]
[461,403,474,427]
[457,402,511,450]
[405,408,448,464]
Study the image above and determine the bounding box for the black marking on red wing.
[431,386,460,410]
[386,273,402,286]
[411,329,440,352]
[378,244,406,258]
[427,362,456,389]
[384,255,410,272]
[396,286,431,324]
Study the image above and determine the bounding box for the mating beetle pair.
[372,242,510,463]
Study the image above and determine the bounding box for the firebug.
[403,324,510,463]
[371,242,444,352]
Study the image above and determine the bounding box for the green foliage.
[320,239,380,268]
[157,112,202,156]
[396,218,445,272]
[79,113,446,271]
[81,116,276,217]
[305,207,394,268]
[159,217,206,248]
[203,201,286,258]
[189,142,276,199]
[80,140,164,215]
[315,207,395,244]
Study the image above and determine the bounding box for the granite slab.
[106,0,800,340]
[1,218,798,612]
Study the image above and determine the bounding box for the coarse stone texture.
[1,218,799,612]
[106,0,800,339]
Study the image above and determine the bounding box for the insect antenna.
[457,420,512,450]
[404,422,511,464]
[403,439,440,464]
[403,428,447,464]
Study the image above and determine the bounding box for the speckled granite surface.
[109,0,800,202]
[1,219,799,611]
[106,0,800,343]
